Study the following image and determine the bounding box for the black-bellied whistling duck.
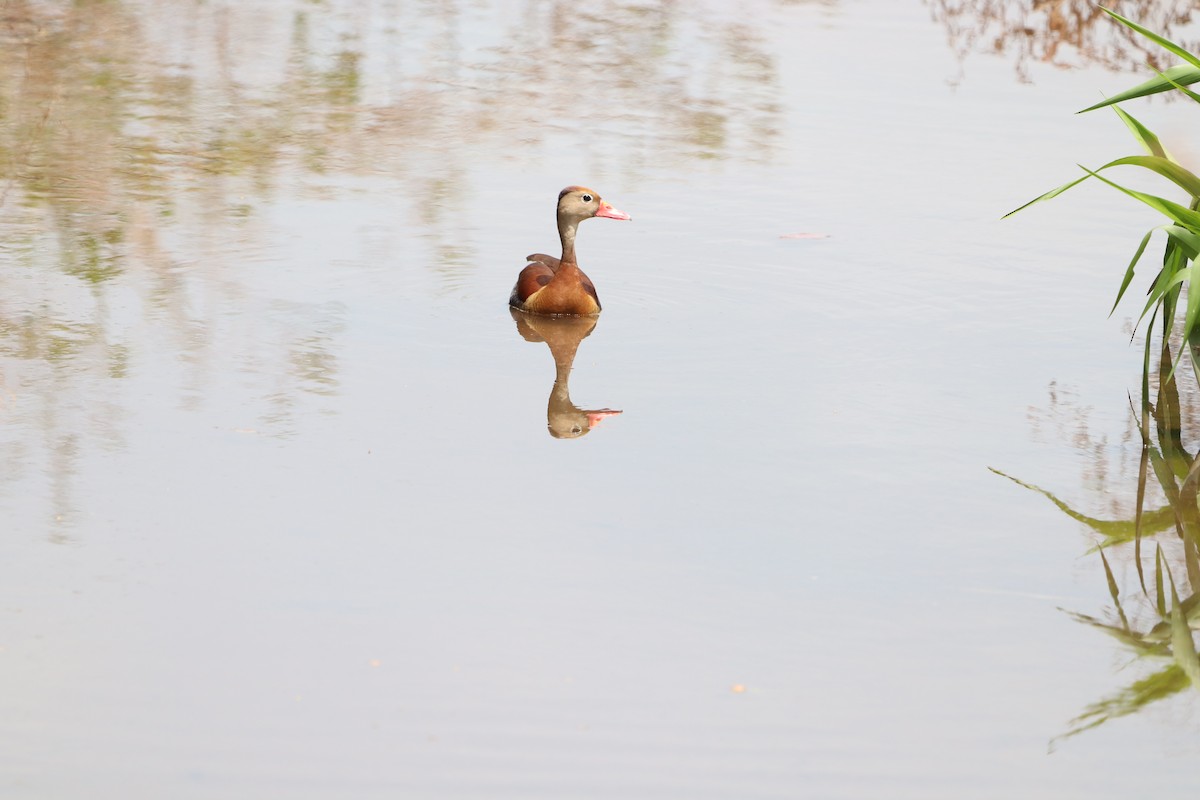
[510,309,622,438]
[509,186,631,316]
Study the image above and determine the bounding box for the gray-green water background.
[3,1,1200,797]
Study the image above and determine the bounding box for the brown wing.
[579,272,601,310]
[510,262,555,306]
[525,253,561,271]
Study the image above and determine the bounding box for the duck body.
[510,186,630,316]
[511,257,602,316]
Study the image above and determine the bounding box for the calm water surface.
[3,1,1200,797]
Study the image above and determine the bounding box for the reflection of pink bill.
[586,410,622,429]
[779,233,830,239]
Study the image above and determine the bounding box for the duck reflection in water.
[510,309,622,439]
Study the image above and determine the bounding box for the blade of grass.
[1003,174,1091,218]
[1079,165,1200,229]
[1163,254,1182,334]
[1110,106,1168,158]
[1183,258,1200,346]
[1134,324,1154,595]
[1138,265,1189,330]
[1088,172,1199,335]
[1079,64,1200,113]
[1003,150,1200,220]
[1141,306,1156,420]
[1156,66,1200,106]
[1164,225,1200,260]
[1113,230,1154,315]
[1099,155,1200,196]
[1101,7,1200,70]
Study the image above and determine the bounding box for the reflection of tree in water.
[0,1,784,535]
[3,0,782,270]
[468,2,780,164]
[1024,380,1143,519]
[926,0,1200,83]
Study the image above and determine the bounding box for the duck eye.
[582,194,592,202]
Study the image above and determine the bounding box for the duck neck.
[558,217,579,265]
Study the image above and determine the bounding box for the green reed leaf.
[1139,266,1189,328]
[1156,66,1200,106]
[1163,225,1200,259]
[1184,259,1200,345]
[1100,155,1200,197]
[1079,165,1200,229]
[1079,64,1200,113]
[1112,229,1154,315]
[1101,8,1200,69]
[1160,246,1187,335]
[1110,106,1168,158]
[1141,305,1155,418]
[1134,320,1156,596]
[1003,149,1198,219]
[1002,175,1090,218]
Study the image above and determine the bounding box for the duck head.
[557,186,631,224]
